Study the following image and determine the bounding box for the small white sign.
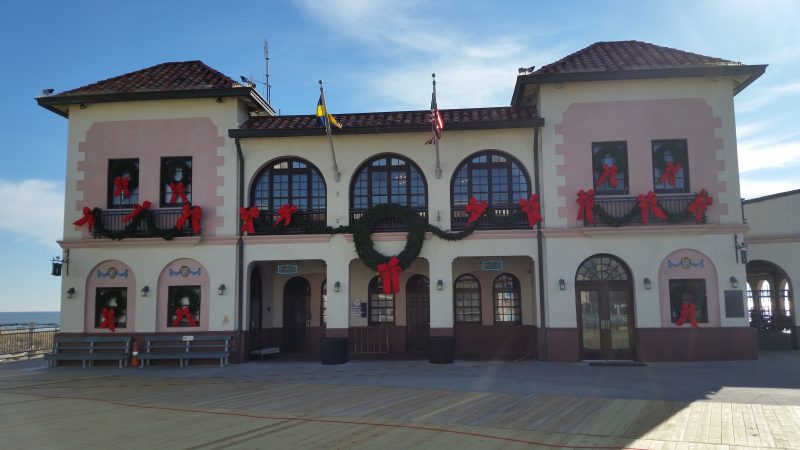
[182,335,194,341]
[277,264,299,275]
[481,260,504,271]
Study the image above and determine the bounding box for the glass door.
[577,284,634,360]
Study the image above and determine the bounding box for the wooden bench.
[44,336,131,368]
[138,335,231,367]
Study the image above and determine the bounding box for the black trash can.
[429,336,455,364]
[320,337,348,365]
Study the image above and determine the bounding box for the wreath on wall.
[652,142,688,172]
[109,160,139,193]
[592,143,628,177]
[161,159,192,187]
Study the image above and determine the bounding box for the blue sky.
[1,0,798,311]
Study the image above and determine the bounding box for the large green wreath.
[352,203,427,270]
[653,141,688,171]
[109,160,139,193]
[592,142,628,175]
[161,159,192,187]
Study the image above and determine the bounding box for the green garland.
[588,193,703,227]
[90,207,187,240]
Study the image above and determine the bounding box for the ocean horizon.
[0,311,60,327]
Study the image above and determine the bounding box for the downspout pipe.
[533,126,548,361]
[235,137,245,362]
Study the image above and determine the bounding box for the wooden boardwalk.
[2,372,799,449]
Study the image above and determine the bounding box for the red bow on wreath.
[172,306,198,327]
[73,207,95,232]
[636,191,667,225]
[176,203,203,234]
[122,201,151,222]
[465,197,488,225]
[169,181,188,204]
[675,302,699,328]
[576,189,595,224]
[659,162,682,187]
[240,206,259,234]
[274,204,299,227]
[99,307,116,332]
[113,176,130,198]
[687,189,713,224]
[519,194,542,228]
[377,256,402,295]
[596,163,619,188]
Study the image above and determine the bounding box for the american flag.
[425,89,444,145]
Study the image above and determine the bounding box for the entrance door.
[248,268,263,351]
[283,277,310,353]
[406,275,430,352]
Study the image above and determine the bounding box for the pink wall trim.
[84,260,136,333]
[658,249,720,327]
[75,118,226,236]
[156,258,210,332]
[555,99,727,226]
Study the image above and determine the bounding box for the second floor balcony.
[451,203,530,231]
[93,208,197,238]
[590,194,698,227]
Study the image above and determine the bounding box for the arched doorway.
[248,267,263,352]
[406,275,430,352]
[575,255,635,360]
[746,260,795,350]
[283,277,310,352]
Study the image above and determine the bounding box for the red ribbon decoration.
[576,189,595,224]
[687,189,713,224]
[596,163,619,188]
[659,162,682,187]
[122,201,151,222]
[464,197,488,225]
[675,302,699,328]
[73,207,95,232]
[274,204,299,227]
[240,206,259,234]
[169,181,187,204]
[377,256,402,295]
[519,194,542,228]
[636,191,668,225]
[176,203,203,234]
[99,307,116,332]
[113,176,130,198]
[172,306,198,327]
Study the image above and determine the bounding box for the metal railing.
[592,194,697,226]
[451,203,529,230]
[350,327,390,353]
[257,209,327,234]
[94,208,196,238]
[748,289,793,331]
[350,208,428,232]
[0,326,60,360]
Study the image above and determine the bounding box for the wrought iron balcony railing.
[93,208,196,238]
[591,194,697,226]
[350,207,428,232]
[451,204,529,230]
[256,209,327,234]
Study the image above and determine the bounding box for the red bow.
[596,163,619,188]
[176,203,203,234]
[122,201,151,222]
[576,189,595,224]
[687,189,713,224]
[377,256,402,295]
[636,191,668,225]
[274,204,299,227]
[73,207,95,232]
[659,162,682,187]
[99,307,116,332]
[113,176,130,198]
[676,302,699,328]
[519,194,542,228]
[172,306,198,327]
[240,206,259,234]
[169,181,187,204]
[465,197,488,225]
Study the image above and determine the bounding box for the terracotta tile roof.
[534,40,742,75]
[54,61,239,96]
[239,106,540,134]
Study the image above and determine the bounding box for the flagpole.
[432,73,442,179]
[320,80,341,182]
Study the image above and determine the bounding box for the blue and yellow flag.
[316,94,342,129]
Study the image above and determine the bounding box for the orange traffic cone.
[131,340,140,368]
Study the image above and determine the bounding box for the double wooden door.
[576,282,635,360]
[406,275,430,352]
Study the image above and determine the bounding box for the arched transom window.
[493,273,521,323]
[454,274,481,324]
[576,255,630,281]
[350,154,427,228]
[251,158,326,229]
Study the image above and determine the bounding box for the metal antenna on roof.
[264,39,271,104]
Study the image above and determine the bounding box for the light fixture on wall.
[436,279,444,291]
[558,279,566,291]
[141,286,150,297]
[66,287,75,299]
[730,276,739,289]
[643,278,652,290]
[734,235,748,264]
[51,250,70,277]
[333,281,341,293]
[218,284,226,295]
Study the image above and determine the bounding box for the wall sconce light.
[730,276,739,289]
[141,285,150,297]
[66,287,75,299]
[51,250,70,276]
[333,281,341,293]
[437,279,444,291]
[643,278,652,290]
[558,279,566,291]
[734,235,748,264]
[218,284,226,295]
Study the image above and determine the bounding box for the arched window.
[576,255,630,281]
[454,274,481,324]
[321,279,327,327]
[350,154,427,228]
[493,273,521,323]
[451,150,530,229]
[250,158,326,230]
[368,276,395,325]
